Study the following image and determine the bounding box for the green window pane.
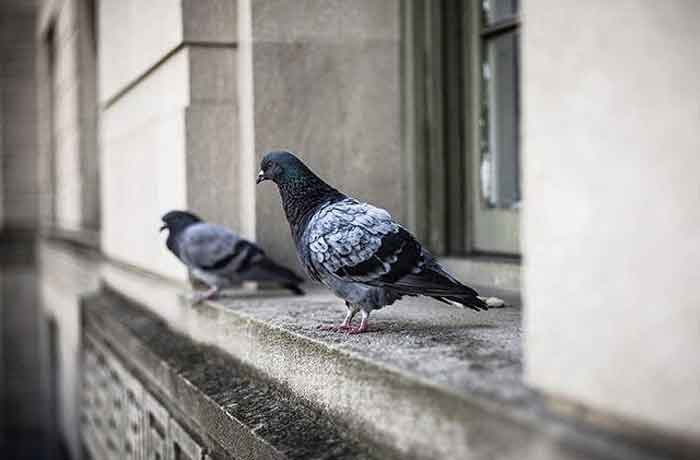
[481,30,520,209]
[482,0,519,25]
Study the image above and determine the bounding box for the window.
[402,0,521,256]
[40,0,100,233]
[472,0,521,253]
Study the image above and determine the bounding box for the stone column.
[523,0,700,440]
[98,0,240,280]
[0,0,44,443]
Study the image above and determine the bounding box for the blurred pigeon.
[256,151,487,333]
[160,210,305,302]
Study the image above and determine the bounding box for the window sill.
[439,254,521,297]
[41,225,100,253]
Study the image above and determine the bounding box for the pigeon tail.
[386,265,488,312]
[431,294,488,312]
[284,283,305,296]
[257,258,305,294]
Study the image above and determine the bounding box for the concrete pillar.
[0,0,43,432]
[1,2,39,228]
[523,0,700,440]
[98,0,239,280]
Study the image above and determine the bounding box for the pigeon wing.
[179,223,248,270]
[303,199,423,284]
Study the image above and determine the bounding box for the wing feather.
[303,199,424,284]
[179,223,244,270]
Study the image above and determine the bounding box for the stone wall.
[0,0,43,440]
[2,0,699,458]
[251,0,403,271]
[82,332,207,460]
[523,0,700,440]
[1,1,39,227]
[39,237,100,459]
[98,0,239,280]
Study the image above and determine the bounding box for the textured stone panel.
[101,46,239,279]
[524,0,700,439]
[144,391,172,460]
[98,0,184,103]
[170,418,203,460]
[101,107,188,279]
[122,369,146,460]
[98,0,237,103]
[104,354,128,459]
[182,0,236,44]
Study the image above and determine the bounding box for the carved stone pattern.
[171,418,203,460]
[81,333,207,460]
[144,390,170,460]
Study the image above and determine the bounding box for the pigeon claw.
[191,287,219,304]
[346,324,370,334]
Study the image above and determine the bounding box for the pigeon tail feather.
[257,258,305,291]
[432,294,488,312]
[284,283,305,296]
[387,265,488,312]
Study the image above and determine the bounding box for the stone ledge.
[41,225,101,252]
[82,288,387,460]
[181,287,695,460]
[97,258,698,460]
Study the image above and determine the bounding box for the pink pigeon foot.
[192,287,219,304]
[346,317,370,334]
[347,326,370,334]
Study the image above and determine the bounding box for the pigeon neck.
[165,222,195,258]
[166,231,182,258]
[277,175,342,235]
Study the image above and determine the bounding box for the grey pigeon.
[160,210,304,302]
[256,151,487,333]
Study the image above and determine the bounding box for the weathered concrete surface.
[100,43,239,280]
[98,0,236,104]
[441,256,521,295]
[0,2,38,227]
[203,291,698,460]
[38,235,100,460]
[102,257,697,460]
[215,287,526,406]
[84,289,386,460]
[524,0,700,441]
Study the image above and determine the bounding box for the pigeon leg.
[347,310,371,334]
[192,286,219,304]
[318,302,358,331]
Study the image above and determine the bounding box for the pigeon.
[256,151,487,333]
[160,210,305,302]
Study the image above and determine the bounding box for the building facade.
[1,0,699,459]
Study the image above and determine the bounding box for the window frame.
[468,0,521,255]
[38,0,101,235]
[401,0,521,258]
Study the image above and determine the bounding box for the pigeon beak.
[159,224,167,233]
[256,170,266,184]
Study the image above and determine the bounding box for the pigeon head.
[257,150,344,236]
[256,150,311,185]
[160,210,202,235]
